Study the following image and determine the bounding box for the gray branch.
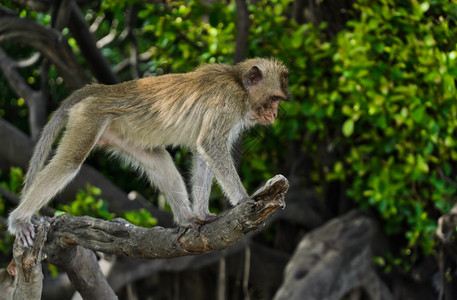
[0,48,47,140]
[11,221,49,300]
[234,0,250,63]
[10,175,288,299]
[274,210,393,300]
[68,1,120,84]
[0,13,90,90]
[45,175,288,258]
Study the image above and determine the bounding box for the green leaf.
[291,30,303,49]
[342,119,355,137]
[416,155,429,173]
[411,106,426,123]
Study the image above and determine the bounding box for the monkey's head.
[240,58,290,125]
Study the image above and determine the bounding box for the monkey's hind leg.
[8,118,108,247]
[101,133,194,227]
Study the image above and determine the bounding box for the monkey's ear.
[243,66,263,88]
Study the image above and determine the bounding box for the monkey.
[7,57,290,247]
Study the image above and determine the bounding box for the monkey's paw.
[197,213,220,224]
[15,222,35,248]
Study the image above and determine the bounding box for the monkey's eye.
[271,96,283,102]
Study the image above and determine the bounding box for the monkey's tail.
[22,95,78,192]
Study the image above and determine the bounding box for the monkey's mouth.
[249,108,277,125]
[258,115,276,125]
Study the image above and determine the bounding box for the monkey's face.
[250,92,286,125]
[245,62,290,126]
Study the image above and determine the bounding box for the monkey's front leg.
[192,154,218,223]
[196,142,249,207]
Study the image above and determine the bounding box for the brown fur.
[8,58,290,247]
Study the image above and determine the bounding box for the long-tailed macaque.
[8,58,290,247]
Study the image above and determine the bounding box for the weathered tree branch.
[0,268,14,300]
[51,0,73,31]
[11,0,51,12]
[436,203,457,300]
[0,48,47,141]
[10,175,288,299]
[274,210,393,300]
[45,238,117,300]
[11,221,49,300]
[68,1,120,84]
[0,13,90,89]
[45,175,288,258]
[234,0,250,64]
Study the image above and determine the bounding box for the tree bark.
[11,221,49,300]
[274,210,393,300]
[8,175,288,299]
[0,48,48,141]
[234,0,250,64]
[0,268,14,300]
[68,1,120,84]
[0,12,90,90]
[436,204,457,300]
[44,175,288,258]
[47,242,117,300]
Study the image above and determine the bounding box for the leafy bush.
[245,0,457,264]
[332,0,457,257]
[134,0,237,72]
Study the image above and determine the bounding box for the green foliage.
[121,209,157,228]
[0,189,12,254]
[101,0,142,10]
[137,0,236,71]
[242,0,336,184]
[57,184,115,220]
[0,232,13,255]
[94,0,237,78]
[57,184,157,228]
[0,167,24,195]
[0,168,22,254]
[241,0,457,266]
[332,0,457,257]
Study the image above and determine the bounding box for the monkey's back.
[78,68,250,149]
